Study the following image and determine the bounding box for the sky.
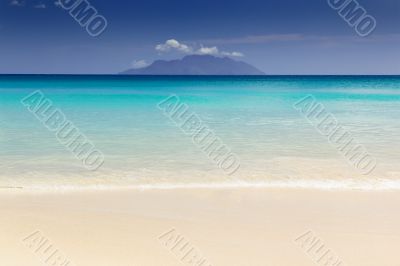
[0,0,399,74]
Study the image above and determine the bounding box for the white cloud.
[196,46,219,56]
[199,34,305,45]
[9,0,25,6]
[131,60,150,69]
[9,0,47,8]
[155,39,245,58]
[132,40,245,71]
[221,51,244,57]
[34,3,46,8]
[155,39,192,54]
[195,46,244,57]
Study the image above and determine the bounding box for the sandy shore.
[0,188,399,265]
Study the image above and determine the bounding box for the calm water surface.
[1,75,399,190]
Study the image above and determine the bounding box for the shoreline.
[2,178,400,194]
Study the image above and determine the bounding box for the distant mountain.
[120,55,265,75]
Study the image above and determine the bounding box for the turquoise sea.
[1,75,399,190]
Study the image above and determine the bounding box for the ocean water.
[1,75,399,190]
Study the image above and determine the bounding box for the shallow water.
[1,75,399,190]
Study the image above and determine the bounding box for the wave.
[3,178,400,193]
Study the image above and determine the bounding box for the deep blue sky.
[0,0,399,74]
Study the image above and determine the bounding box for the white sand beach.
[1,188,399,265]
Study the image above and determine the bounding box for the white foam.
[6,178,400,194]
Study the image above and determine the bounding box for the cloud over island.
[133,39,244,70]
[155,39,244,57]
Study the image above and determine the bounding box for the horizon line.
[0,74,400,77]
